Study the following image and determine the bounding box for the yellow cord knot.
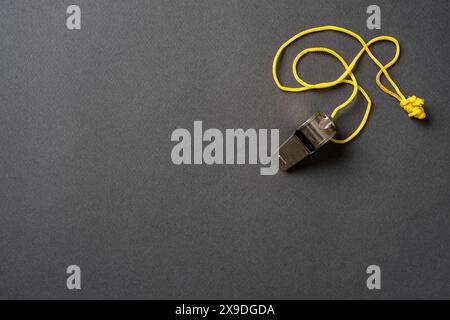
[400,96,426,119]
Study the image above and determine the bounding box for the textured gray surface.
[0,0,449,299]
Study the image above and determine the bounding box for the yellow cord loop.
[272,25,426,144]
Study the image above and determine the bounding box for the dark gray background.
[0,0,449,299]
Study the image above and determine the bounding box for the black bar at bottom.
[0,300,446,318]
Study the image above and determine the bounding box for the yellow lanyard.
[272,25,426,144]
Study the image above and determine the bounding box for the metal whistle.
[278,112,336,171]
